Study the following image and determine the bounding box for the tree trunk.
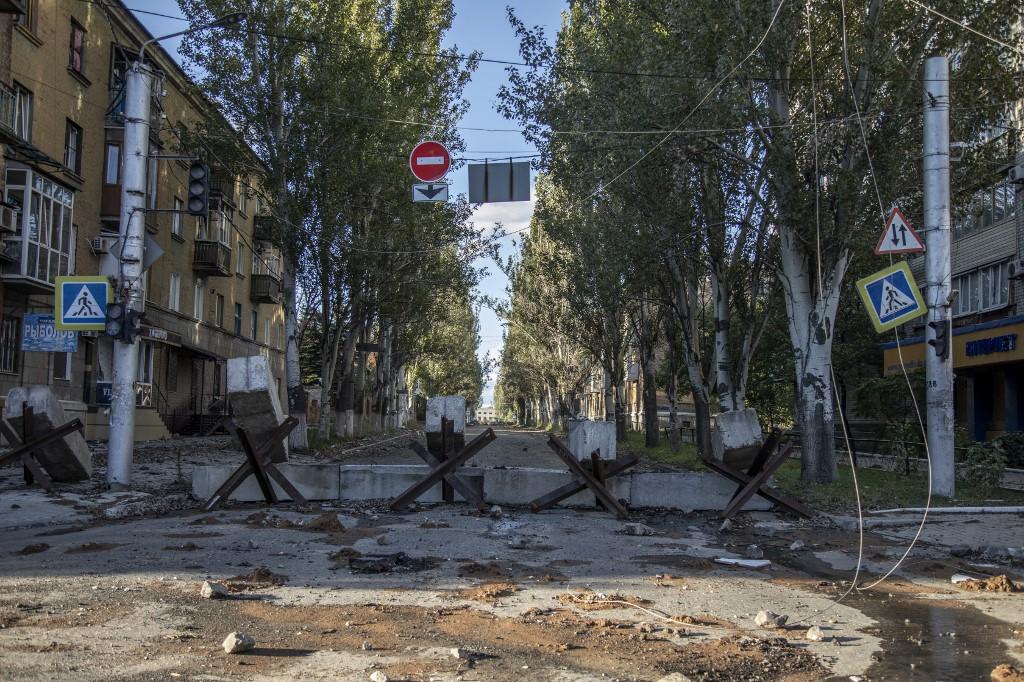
[778,226,847,482]
[283,263,308,450]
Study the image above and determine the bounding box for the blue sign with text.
[21,314,78,353]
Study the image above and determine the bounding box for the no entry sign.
[409,141,451,182]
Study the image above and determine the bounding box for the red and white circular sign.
[409,140,451,182]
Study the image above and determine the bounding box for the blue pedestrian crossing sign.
[857,262,927,333]
[55,276,111,331]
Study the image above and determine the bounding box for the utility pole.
[106,13,247,489]
[922,55,955,497]
[107,59,153,490]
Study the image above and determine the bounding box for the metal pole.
[107,60,153,489]
[923,56,954,497]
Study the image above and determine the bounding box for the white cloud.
[469,200,536,236]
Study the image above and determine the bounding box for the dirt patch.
[163,531,223,539]
[188,515,222,525]
[347,552,441,574]
[959,575,1021,593]
[162,542,201,551]
[557,591,654,611]
[224,567,289,591]
[452,582,519,602]
[301,512,346,533]
[419,521,450,528]
[632,554,715,571]
[14,543,49,555]
[64,542,122,554]
[993,663,1024,681]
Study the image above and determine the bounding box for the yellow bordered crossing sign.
[856,261,927,333]
[55,276,111,331]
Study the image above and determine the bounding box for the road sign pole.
[108,60,153,489]
[923,56,954,497]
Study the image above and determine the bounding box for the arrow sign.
[875,206,925,255]
[856,261,927,333]
[412,183,449,203]
[409,141,451,182]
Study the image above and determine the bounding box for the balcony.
[253,214,276,242]
[209,175,236,208]
[251,273,282,304]
[192,240,231,277]
[0,0,26,15]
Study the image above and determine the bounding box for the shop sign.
[21,314,78,352]
[965,333,1017,357]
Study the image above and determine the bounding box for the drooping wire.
[900,0,1024,56]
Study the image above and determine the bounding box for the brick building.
[0,0,286,439]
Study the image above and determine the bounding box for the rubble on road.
[221,631,255,654]
[755,610,789,628]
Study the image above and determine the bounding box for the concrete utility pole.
[107,59,153,489]
[107,14,246,489]
[922,55,955,497]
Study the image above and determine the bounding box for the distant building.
[475,404,496,424]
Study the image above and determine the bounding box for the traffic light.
[104,302,144,343]
[928,319,951,361]
[187,162,210,218]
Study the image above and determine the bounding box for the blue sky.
[130,0,568,406]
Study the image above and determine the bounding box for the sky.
[129,0,568,407]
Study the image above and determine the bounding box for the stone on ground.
[754,610,788,628]
[656,674,693,682]
[222,631,255,654]
[369,672,389,682]
[806,625,828,641]
[4,386,91,480]
[200,580,228,599]
[226,355,288,463]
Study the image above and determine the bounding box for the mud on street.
[0,429,1022,681]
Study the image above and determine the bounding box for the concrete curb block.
[192,464,774,511]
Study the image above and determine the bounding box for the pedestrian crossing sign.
[856,262,927,333]
[55,276,111,331]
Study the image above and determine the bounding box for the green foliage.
[619,430,701,471]
[958,441,1007,492]
[995,432,1024,469]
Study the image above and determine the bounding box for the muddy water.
[852,594,1014,681]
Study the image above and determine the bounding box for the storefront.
[882,315,1024,441]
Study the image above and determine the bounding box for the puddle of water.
[855,595,1014,682]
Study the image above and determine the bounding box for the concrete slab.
[4,386,91,481]
[337,464,484,503]
[711,408,763,462]
[629,472,772,511]
[425,396,465,433]
[191,463,340,502]
[227,355,288,463]
[482,467,630,507]
[567,419,616,460]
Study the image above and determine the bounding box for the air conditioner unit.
[0,204,17,233]
[89,235,119,255]
[1008,259,1024,280]
[1008,164,1024,185]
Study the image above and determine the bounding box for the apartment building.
[887,171,1022,441]
[0,0,286,439]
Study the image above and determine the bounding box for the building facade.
[0,0,286,439]
[887,172,1021,441]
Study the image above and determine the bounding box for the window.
[233,303,242,335]
[52,352,72,381]
[15,0,38,34]
[13,84,32,142]
[264,318,271,345]
[172,197,183,236]
[69,22,86,74]
[2,167,76,285]
[104,144,120,185]
[215,294,224,327]
[238,181,248,215]
[136,341,154,383]
[146,145,159,213]
[193,278,204,319]
[0,316,19,373]
[168,272,181,312]
[250,310,258,339]
[953,261,1010,317]
[64,121,83,175]
[236,236,245,275]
